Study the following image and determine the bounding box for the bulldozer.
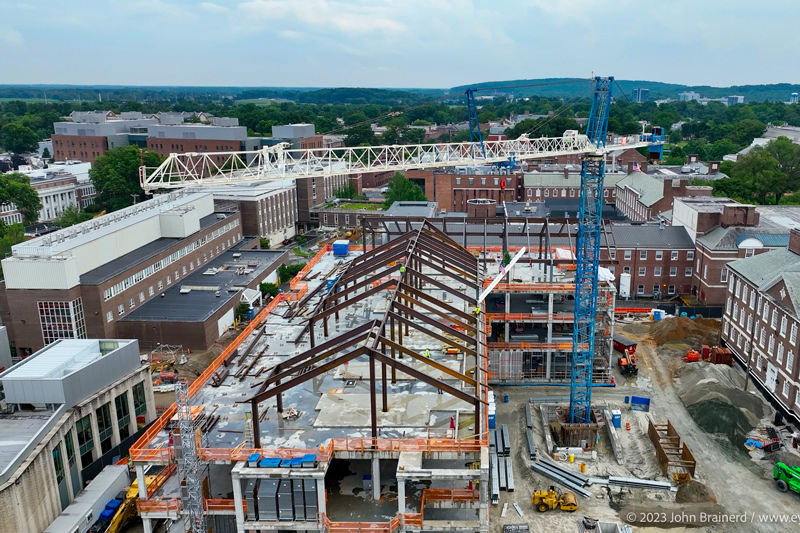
[531,486,579,513]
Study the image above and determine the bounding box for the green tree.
[0,223,25,278]
[41,147,51,160]
[727,119,766,147]
[259,237,270,249]
[764,136,800,192]
[90,146,165,211]
[277,262,306,283]
[706,139,739,161]
[258,282,279,297]
[732,149,786,204]
[295,234,307,245]
[0,172,42,224]
[1,123,39,154]
[236,302,251,320]
[53,205,92,228]
[663,145,687,165]
[333,184,358,199]
[382,172,427,209]
[344,124,376,147]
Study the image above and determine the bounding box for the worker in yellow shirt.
[424,349,431,358]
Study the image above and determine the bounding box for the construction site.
[120,78,800,533]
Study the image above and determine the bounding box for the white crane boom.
[140,134,659,192]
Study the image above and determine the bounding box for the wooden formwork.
[647,419,697,478]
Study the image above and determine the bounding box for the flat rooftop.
[120,249,284,322]
[675,196,739,213]
[1,339,121,380]
[755,205,800,230]
[0,408,61,482]
[80,212,234,285]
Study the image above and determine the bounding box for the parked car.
[381,186,389,194]
[282,238,293,245]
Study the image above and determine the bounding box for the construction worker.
[400,264,406,274]
[474,306,481,317]
[424,348,431,358]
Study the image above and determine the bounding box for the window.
[570,189,575,198]
[733,303,739,321]
[139,292,145,303]
[494,178,499,185]
[669,267,677,276]
[76,414,94,465]
[455,178,460,185]
[668,285,675,294]
[623,267,630,274]
[149,286,154,296]
[638,267,646,276]
[37,298,87,346]
[115,393,130,440]
[64,430,76,468]
[182,266,187,275]
[129,298,135,309]
[468,178,473,185]
[624,250,632,260]
[726,298,732,314]
[653,285,660,294]
[544,189,549,197]
[797,390,800,408]
[166,275,172,285]
[781,316,788,336]
[729,276,735,293]
[117,304,124,316]
[723,320,729,336]
[739,310,745,327]
[527,188,531,197]
[481,178,486,185]
[703,265,708,279]
[52,445,65,483]
[637,285,645,295]
[157,281,163,290]
[721,268,728,283]
[769,336,775,353]
[771,310,778,329]
[654,267,662,276]
[106,311,113,323]
[745,248,755,258]
[777,343,785,364]
[788,351,795,372]
[655,251,663,261]
[687,251,694,260]
[640,250,647,260]
[610,250,616,260]
[749,291,755,309]
[747,315,753,333]
[96,403,113,453]
[742,286,748,302]
[783,380,790,397]
[671,251,678,260]
[760,328,766,347]
[735,280,741,299]
[791,323,797,345]
[685,267,692,277]
[133,382,147,417]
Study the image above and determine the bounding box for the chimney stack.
[564,168,570,180]
[708,161,721,174]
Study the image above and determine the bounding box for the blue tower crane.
[569,77,614,424]
[465,89,486,159]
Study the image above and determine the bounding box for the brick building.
[601,224,696,298]
[0,192,283,353]
[721,229,800,423]
[295,173,351,231]
[523,170,627,203]
[673,198,800,305]
[52,112,158,163]
[615,170,713,222]
[410,168,522,212]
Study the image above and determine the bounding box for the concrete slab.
[333,358,463,381]
[313,393,472,428]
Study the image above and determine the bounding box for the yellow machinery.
[105,475,155,533]
[532,487,579,513]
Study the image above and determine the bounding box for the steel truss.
[140,134,659,191]
[244,221,486,445]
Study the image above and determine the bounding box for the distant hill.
[449,78,800,102]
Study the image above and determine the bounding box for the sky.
[1,0,798,88]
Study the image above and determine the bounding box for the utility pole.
[744,339,755,392]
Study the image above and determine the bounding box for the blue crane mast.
[570,77,614,424]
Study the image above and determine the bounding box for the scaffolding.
[175,381,206,532]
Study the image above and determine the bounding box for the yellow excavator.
[103,475,155,533]
[532,486,579,513]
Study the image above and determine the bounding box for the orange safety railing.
[200,445,334,463]
[147,463,177,498]
[422,488,480,503]
[481,281,576,292]
[130,296,280,461]
[488,341,586,351]
[330,436,486,454]
[290,247,329,290]
[403,513,423,527]
[614,307,653,314]
[485,312,574,322]
[137,498,181,514]
[204,498,243,512]
[322,514,399,533]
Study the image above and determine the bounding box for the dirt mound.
[677,364,767,444]
[620,322,651,336]
[762,450,800,467]
[649,317,721,347]
[676,480,716,503]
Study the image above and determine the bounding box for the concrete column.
[109,394,121,448]
[89,409,101,461]
[126,389,138,436]
[142,518,154,533]
[371,457,381,500]
[135,464,148,499]
[232,477,245,527]
[546,293,554,380]
[316,478,327,515]
[397,478,405,517]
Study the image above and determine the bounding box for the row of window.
[729,276,799,345]
[635,284,677,295]
[614,249,694,261]
[623,266,692,277]
[102,220,239,301]
[454,177,514,187]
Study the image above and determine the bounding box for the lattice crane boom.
[569,76,614,424]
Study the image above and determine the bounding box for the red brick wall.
[411,170,520,211]
[52,134,108,163]
[146,138,242,163]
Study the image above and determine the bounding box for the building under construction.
[129,216,618,532]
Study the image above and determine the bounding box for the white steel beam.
[140,134,660,192]
[478,247,526,303]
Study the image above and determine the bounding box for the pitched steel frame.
[245,220,485,445]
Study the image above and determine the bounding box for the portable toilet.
[332,240,350,257]
[611,409,621,428]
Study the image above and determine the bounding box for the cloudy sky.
[1,0,796,88]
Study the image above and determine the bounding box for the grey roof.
[735,233,790,247]
[120,249,284,323]
[697,226,791,251]
[614,171,664,207]
[755,205,800,230]
[728,249,800,314]
[80,213,229,285]
[610,224,694,249]
[385,201,438,217]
